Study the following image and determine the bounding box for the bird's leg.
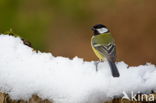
[94,61,100,71]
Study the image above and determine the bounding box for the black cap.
[92,24,106,30]
[91,24,109,35]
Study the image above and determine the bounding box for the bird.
[91,24,120,77]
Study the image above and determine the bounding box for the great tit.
[91,24,120,77]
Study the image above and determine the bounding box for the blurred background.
[0,0,155,66]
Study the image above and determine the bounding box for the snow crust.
[0,34,156,103]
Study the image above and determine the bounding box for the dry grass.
[0,92,156,103]
[0,93,53,103]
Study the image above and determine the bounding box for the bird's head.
[91,24,109,35]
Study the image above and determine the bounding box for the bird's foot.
[94,61,100,71]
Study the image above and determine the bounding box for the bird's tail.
[108,60,120,77]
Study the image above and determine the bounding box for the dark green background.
[0,0,156,65]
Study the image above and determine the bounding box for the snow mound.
[0,34,156,103]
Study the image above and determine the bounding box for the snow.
[0,34,156,103]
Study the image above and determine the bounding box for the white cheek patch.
[97,28,108,33]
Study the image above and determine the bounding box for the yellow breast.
[91,43,105,61]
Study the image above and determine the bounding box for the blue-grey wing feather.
[93,43,116,61]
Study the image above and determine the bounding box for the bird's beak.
[91,27,95,31]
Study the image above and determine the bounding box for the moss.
[3,29,17,36]
[3,30,32,48]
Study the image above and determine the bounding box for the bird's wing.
[93,42,116,61]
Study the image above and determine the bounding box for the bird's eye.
[97,28,108,34]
